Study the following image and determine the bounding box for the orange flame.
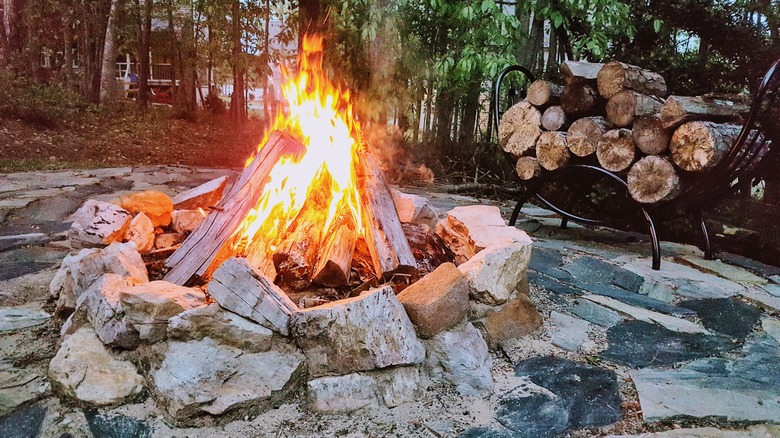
[234,35,363,256]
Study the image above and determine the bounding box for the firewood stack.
[499,60,751,205]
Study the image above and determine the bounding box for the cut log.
[541,106,568,131]
[498,101,542,156]
[660,95,750,129]
[597,129,636,172]
[402,223,456,277]
[561,61,604,83]
[528,80,563,107]
[359,153,417,279]
[312,210,357,287]
[627,156,681,204]
[515,156,541,180]
[567,116,611,157]
[561,82,600,117]
[669,121,742,172]
[596,61,667,99]
[165,131,306,285]
[605,90,664,127]
[632,115,672,155]
[536,131,569,171]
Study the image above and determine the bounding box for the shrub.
[0,72,87,128]
[204,93,226,114]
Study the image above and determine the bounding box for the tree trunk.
[459,80,481,144]
[545,25,558,76]
[498,101,542,157]
[597,128,636,172]
[669,121,742,172]
[605,90,664,127]
[536,131,569,170]
[99,0,120,107]
[567,116,610,157]
[166,1,179,104]
[137,0,152,107]
[230,0,246,121]
[178,6,196,112]
[627,156,681,203]
[597,61,668,99]
[632,115,672,155]
[62,15,73,89]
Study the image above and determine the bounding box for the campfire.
[164,36,445,301]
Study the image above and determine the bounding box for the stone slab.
[678,298,762,341]
[622,259,745,300]
[741,287,780,312]
[568,298,623,327]
[84,410,152,438]
[583,295,708,334]
[562,256,644,292]
[550,311,591,351]
[0,404,46,438]
[0,306,50,332]
[677,256,769,285]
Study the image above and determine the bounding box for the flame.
[234,35,363,256]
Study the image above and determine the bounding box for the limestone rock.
[168,303,274,353]
[0,306,50,332]
[171,209,206,233]
[391,189,439,229]
[425,322,493,394]
[151,338,305,426]
[308,366,420,412]
[459,242,533,305]
[120,281,206,342]
[68,200,132,250]
[171,176,228,210]
[479,293,542,347]
[119,190,174,228]
[292,286,425,377]
[51,242,148,316]
[154,233,185,249]
[48,326,144,406]
[397,262,470,338]
[124,213,154,254]
[71,274,140,349]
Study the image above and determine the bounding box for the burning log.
[359,153,417,279]
[312,209,357,287]
[401,223,456,277]
[164,131,306,285]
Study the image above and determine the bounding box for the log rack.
[493,58,780,270]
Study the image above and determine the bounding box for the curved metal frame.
[493,59,780,271]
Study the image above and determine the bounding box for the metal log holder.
[493,59,780,270]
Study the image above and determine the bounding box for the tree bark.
[561,82,600,117]
[632,115,672,155]
[627,156,681,203]
[498,101,542,157]
[567,116,610,157]
[605,90,664,127]
[99,0,120,107]
[669,121,742,172]
[597,61,668,99]
[536,131,569,171]
[597,128,636,172]
[659,95,750,129]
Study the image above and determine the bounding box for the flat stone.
[291,286,425,377]
[602,320,740,368]
[741,287,780,312]
[479,293,542,348]
[425,322,493,394]
[171,175,228,210]
[0,404,47,438]
[120,281,206,342]
[0,363,49,417]
[764,317,780,344]
[550,311,591,351]
[528,247,571,281]
[622,258,745,300]
[760,283,780,297]
[458,427,514,438]
[605,425,780,438]
[584,295,708,334]
[458,242,533,305]
[119,190,173,228]
[397,262,470,338]
[84,410,152,438]
[0,233,49,252]
[69,274,140,348]
[569,298,623,327]
[770,275,780,285]
[527,270,582,296]
[49,326,144,406]
[171,209,206,233]
[124,213,154,254]
[677,256,769,285]
[0,306,50,332]
[631,335,780,422]
[168,303,274,353]
[68,200,132,249]
[562,256,644,292]
[678,298,762,341]
[717,252,780,278]
[391,189,439,229]
[447,205,507,228]
[307,366,420,412]
[579,283,696,316]
[151,337,305,425]
[498,357,622,436]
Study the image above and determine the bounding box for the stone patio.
[2,165,780,437]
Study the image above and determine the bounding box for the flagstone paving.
[1,166,779,437]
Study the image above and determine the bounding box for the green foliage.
[0,71,89,128]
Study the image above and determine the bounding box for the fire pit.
[46,36,538,427]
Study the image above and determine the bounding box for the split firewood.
[165,131,306,285]
[359,153,417,279]
[605,90,664,127]
[596,61,667,99]
[312,209,357,287]
[597,128,636,172]
[402,223,456,277]
[561,82,600,117]
[541,106,568,131]
[627,156,681,203]
[632,115,672,155]
[498,101,542,156]
[669,121,742,172]
[567,116,610,157]
[528,80,563,107]
[536,131,569,171]
[561,60,604,83]
[515,156,541,180]
[659,95,750,129]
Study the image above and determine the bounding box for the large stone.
[48,326,144,406]
[677,255,769,285]
[291,286,425,377]
[0,306,50,332]
[307,366,420,412]
[84,411,152,438]
[437,205,532,264]
[458,242,533,305]
[68,200,132,250]
[72,274,140,349]
[124,213,154,254]
[678,297,762,341]
[605,425,780,438]
[171,209,206,233]
[391,189,439,229]
[154,232,185,249]
[397,262,470,338]
[583,295,709,334]
[50,242,148,316]
[120,281,206,342]
[0,363,49,417]
[150,337,305,425]
[0,404,47,438]
[425,322,493,394]
[568,298,623,328]
[168,303,274,353]
[479,293,542,347]
[119,190,174,228]
[171,176,228,210]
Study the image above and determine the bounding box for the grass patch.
[0,158,103,173]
